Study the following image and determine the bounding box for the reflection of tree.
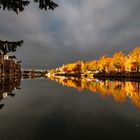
[49,76,140,108]
[0,0,58,14]
[0,78,21,110]
[0,40,24,55]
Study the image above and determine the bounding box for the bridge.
[22,69,47,78]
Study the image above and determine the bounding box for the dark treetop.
[0,40,24,55]
[0,0,58,14]
[0,1,58,54]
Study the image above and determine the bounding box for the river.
[0,77,140,140]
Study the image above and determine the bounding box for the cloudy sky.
[0,0,140,69]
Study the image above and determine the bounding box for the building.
[0,55,21,77]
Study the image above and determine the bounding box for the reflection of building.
[0,55,21,77]
[48,75,140,108]
[0,78,21,110]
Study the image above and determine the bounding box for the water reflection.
[48,76,140,108]
[0,78,21,110]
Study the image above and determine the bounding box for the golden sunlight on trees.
[111,52,125,72]
[48,47,140,76]
[128,47,140,72]
[98,56,112,73]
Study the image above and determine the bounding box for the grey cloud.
[0,0,140,69]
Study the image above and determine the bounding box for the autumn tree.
[128,47,140,72]
[50,47,140,75]
[83,60,99,72]
[110,51,126,72]
[98,56,112,73]
[125,55,134,72]
[67,61,82,73]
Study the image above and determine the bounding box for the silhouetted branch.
[0,104,4,109]
[0,0,30,14]
[33,0,58,10]
[0,0,58,14]
[0,40,24,54]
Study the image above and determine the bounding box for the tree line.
[49,47,140,74]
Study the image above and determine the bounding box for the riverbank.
[54,73,81,77]
[94,72,140,78]
[50,72,140,80]
[93,72,140,82]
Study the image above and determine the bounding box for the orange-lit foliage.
[49,75,140,108]
[128,47,140,72]
[50,47,140,74]
[61,61,82,73]
[98,56,112,72]
[110,52,126,72]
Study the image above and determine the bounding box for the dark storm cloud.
[0,0,140,69]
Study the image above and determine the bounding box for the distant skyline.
[0,0,140,69]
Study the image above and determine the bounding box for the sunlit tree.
[128,47,140,72]
[84,60,99,72]
[98,56,112,73]
[110,51,126,72]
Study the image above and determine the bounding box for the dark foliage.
[0,0,58,14]
[0,40,24,54]
[33,0,58,10]
[0,0,30,14]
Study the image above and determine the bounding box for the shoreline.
[94,72,140,78]
[51,72,140,81]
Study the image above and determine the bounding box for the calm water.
[0,77,140,140]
